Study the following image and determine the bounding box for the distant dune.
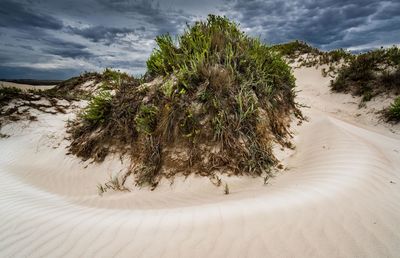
[0,79,62,86]
[0,80,55,91]
[0,63,399,257]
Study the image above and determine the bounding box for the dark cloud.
[39,37,88,50]
[372,2,400,20]
[66,26,137,45]
[19,45,35,51]
[32,35,95,59]
[0,54,12,63]
[0,0,63,30]
[0,0,399,79]
[47,48,94,59]
[95,0,192,35]
[224,0,400,50]
[0,66,81,80]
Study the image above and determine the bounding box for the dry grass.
[0,86,74,130]
[68,15,302,190]
[331,46,400,99]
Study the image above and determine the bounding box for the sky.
[0,0,399,79]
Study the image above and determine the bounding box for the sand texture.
[1,66,400,257]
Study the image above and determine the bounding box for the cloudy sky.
[1,0,399,79]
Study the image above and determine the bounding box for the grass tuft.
[331,46,400,99]
[134,104,159,134]
[385,97,400,122]
[68,15,301,189]
[224,183,230,195]
[82,90,112,125]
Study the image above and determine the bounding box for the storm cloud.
[0,0,63,31]
[0,0,399,79]
[224,0,400,50]
[66,26,138,45]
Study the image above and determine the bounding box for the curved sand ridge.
[1,66,400,257]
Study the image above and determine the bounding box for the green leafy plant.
[82,90,112,125]
[331,46,400,98]
[271,40,320,58]
[134,104,159,134]
[386,97,400,122]
[68,15,301,189]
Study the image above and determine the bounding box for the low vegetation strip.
[0,79,62,85]
[274,41,400,123]
[0,86,75,135]
[385,96,400,122]
[68,15,302,190]
[272,40,353,68]
[331,46,400,99]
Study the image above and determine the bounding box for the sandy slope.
[0,81,55,91]
[1,67,400,257]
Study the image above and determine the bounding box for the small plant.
[134,104,159,134]
[385,96,400,122]
[0,87,23,104]
[0,86,22,95]
[360,91,374,105]
[161,78,175,98]
[271,40,319,58]
[102,68,131,89]
[0,133,10,138]
[198,89,211,102]
[97,183,106,196]
[224,183,230,195]
[81,90,112,125]
[263,176,269,185]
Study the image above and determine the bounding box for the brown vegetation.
[68,15,302,190]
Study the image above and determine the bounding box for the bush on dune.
[68,15,301,189]
[0,87,23,105]
[272,41,353,68]
[331,46,400,98]
[81,90,112,125]
[385,97,400,122]
[270,40,320,58]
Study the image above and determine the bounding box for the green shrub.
[386,97,400,122]
[134,104,159,134]
[0,86,22,95]
[0,87,23,107]
[271,40,320,57]
[331,46,400,98]
[146,15,295,95]
[101,68,131,89]
[69,15,300,189]
[82,90,112,125]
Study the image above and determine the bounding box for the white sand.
[1,67,400,257]
[0,81,55,91]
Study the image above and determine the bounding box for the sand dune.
[1,66,400,257]
[0,81,55,91]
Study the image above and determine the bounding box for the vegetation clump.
[331,46,400,99]
[68,15,301,189]
[384,97,400,122]
[0,68,139,134]
[0,86,74,130]
[55,69,135,98]
[0,87,23,105]
[271,40,320,59]
[81,90,112,125]
[272,40,353,69]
